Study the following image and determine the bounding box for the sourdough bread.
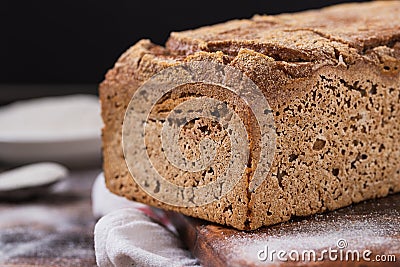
[100,1,400,230]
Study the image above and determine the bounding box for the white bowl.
[0,95,103,167]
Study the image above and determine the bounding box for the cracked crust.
[100,1,400,230]
[167,1,400,63]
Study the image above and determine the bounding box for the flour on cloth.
[92,173,201,267]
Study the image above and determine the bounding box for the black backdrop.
[1,0,368,84]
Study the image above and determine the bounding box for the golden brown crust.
[100,1,400,230]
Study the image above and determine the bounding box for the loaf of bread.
[100,1,400,230]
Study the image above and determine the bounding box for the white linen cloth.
[92,173,201,267]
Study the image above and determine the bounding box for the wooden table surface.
[2,164,399,267]
[0,168,100,267]
[170,193,400,267]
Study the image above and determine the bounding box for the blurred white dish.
[0,95,103,166]
[0,162,68,199]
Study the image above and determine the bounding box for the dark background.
[1,0,368,102]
